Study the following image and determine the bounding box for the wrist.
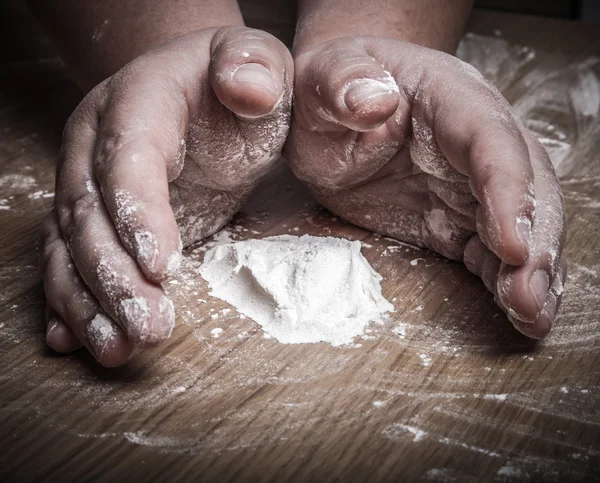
[294,0,472,55]
[28,0,245,92]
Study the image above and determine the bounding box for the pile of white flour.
[200,235,393,346]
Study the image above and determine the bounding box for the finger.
[288,39,407,191]
[463,234,502,295]
[46,306,81,354]
[56,100,176,347]
[427,176,478,220]
[207,26,293,186]
[41,209,133,366]
[294,38,400,133]
[464,234,547,340]
[63,196,175,347]
[510,255,566,339]
[409,54,534,266]
[210,27,294,119]
[93,70,185,282]
[495,135,566,338]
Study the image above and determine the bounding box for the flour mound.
[200,235,393,346]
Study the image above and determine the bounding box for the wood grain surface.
[1,7,599,483]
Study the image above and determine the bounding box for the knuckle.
[63,87,104,141]
[53,191,99,244]
[54,200,74,241]
[71,192,98,229]
[42,226,64,261]
[40,209,58,242]
[457,59,486,82]
[40,211,64,270]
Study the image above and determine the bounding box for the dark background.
[478,0,599,19]
[2,0,599,64]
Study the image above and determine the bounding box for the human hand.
[42,26,293,366]
[286,37,566,338]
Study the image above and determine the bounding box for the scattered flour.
[424,468,453,481]
[206,230,234,247]
[0,174,36,190]
[393,324,407,339]
[200,235,393,346]
[87,314,116,351]
[497,465,523,478]
[383,423,427,442]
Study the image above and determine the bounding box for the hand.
[41,26,293,366]
[286,37,566,338]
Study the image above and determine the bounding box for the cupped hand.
[42,26,293,366]
[286,37,566,338]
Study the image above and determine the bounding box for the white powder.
[87,314,116,348]
[497,466,522,478]
[200,235,393,346]
[0,174,36,190]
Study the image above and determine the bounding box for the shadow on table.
[435,265,540,357]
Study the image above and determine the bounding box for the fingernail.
[46,316,59,338]
[119,297,150,342]
[134,231,159,272]
[515,217,531,256]
[529,269,549,312]
[232,63,277,97]
[86,313,116,359]
[344,79,394,112]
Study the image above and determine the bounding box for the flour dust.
[200,235,393,346]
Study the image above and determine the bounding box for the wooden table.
[1,9,599,483]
